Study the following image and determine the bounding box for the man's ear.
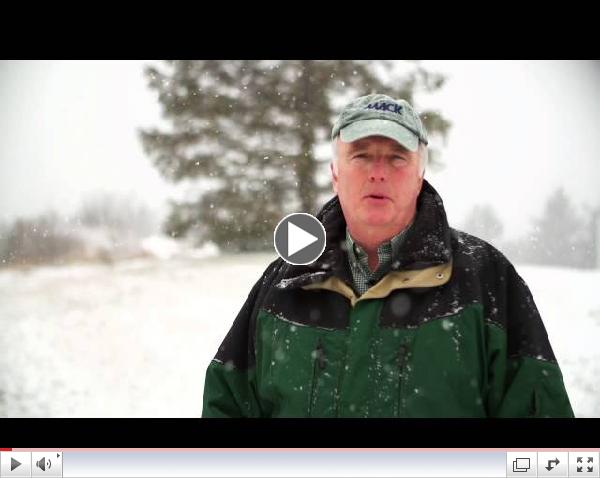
[330,162,338,194]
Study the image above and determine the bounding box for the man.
[202,93,574,417]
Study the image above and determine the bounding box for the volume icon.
[36,457,51,471]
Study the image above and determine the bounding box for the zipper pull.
[316,339,326,370]
[398,344,409,368]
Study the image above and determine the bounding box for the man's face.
[332,135,424,234]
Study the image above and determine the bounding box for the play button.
[274,213,326,265]
[0,452,31,476]
[287,222,318,256]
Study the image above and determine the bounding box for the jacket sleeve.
[201,276,263,417]
[485,263,574,418]
[202,260,279,418]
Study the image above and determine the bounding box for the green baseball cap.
[331,93,428,152]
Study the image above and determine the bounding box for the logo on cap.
[366,102,404,114]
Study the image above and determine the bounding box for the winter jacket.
[202,180,574,417]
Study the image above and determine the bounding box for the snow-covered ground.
[516,265,600,418]
[0,255,598,417]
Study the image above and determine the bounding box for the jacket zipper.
[308,338,327,416]
[396,343,409,417]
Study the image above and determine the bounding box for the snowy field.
[0,253,598,417]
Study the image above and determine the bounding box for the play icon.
[0,452,31,477]
[274,213,326,265]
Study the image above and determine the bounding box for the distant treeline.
[462,187,599,269]
[1,188,598,269]
[0,194,158,267]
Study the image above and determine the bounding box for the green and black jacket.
[202,180,574,417]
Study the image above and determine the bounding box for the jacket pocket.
[308,337,327,417]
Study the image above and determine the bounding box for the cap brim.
[339,119,419,152]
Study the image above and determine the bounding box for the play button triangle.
[288,221,318,256]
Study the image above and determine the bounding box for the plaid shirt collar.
[345,222,413,295]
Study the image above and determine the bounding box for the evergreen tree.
[140,60,451,251]
[522,188,590,267]
[463,204,504,246]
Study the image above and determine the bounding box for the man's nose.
[368,157,388,182]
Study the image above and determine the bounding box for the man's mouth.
[365,194,390,201]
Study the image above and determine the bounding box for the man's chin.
[361,212,394,228]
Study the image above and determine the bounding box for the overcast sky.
[1,60,598,241]
[419,60,600,238]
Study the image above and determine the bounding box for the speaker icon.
[35,457,51,471]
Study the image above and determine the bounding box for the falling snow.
[0,254,598,417]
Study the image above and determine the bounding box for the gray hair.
[331,138,429,178]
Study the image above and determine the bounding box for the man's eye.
[392,156,409,165]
